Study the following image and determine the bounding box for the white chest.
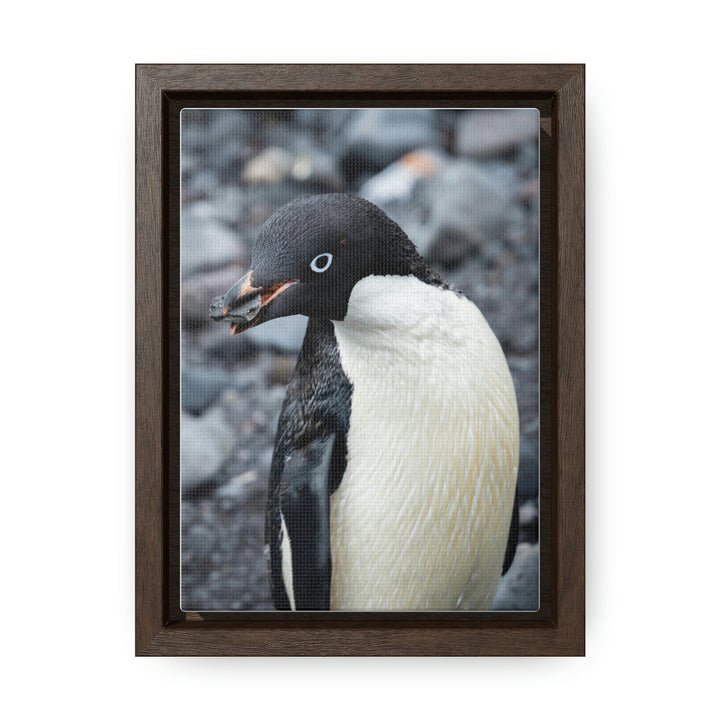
[329,275,519,610]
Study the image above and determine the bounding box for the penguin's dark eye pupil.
[310,253,333,273]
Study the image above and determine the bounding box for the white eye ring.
[310,253,333,273]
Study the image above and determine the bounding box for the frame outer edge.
[134,64,586,655]
[136,66,165,653]
[138,626,564,657]
[555,66,586,655]
[134,63,582,93]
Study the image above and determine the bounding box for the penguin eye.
[310,253,333,273]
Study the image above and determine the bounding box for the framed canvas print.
[136,64,585,655]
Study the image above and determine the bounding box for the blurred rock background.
[180,108,539,611]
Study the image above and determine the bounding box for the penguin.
[210,193,519,611]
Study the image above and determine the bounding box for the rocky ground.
[180,108,539,611]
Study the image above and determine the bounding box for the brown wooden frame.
[136,64,585,656]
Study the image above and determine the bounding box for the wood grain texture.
[139,624,581,657]
[135,64,585,656]
[135,66,164,651]
[136,63,582,93]
[554,67,585,652]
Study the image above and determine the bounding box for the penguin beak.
[209,271,299,334]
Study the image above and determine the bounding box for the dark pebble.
[426,226,478,270]
[268,355,297,386]
[203,330,258,365]
[517,438,539,502]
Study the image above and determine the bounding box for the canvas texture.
[180,109,539,611]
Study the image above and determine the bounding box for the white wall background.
[2,2,718,718]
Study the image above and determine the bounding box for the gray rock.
[244,314,308,353]
[294,108,356,138]
[517,437,539,501]
[491,542,539,611]
[421,159,525,256]
[519,501,539,545]
[366,157,525,259]
[205,186,247,227]
[216,470,259,509]
[182,365,231,415]
[182,109,253,183]
[360,149,445,206]
[183,524,216,565]
[182,266,244,331]
[255,447,275,481]
[289,147,344,191]
[181,407,236,492]
[268,355,297,386]
[242,141,344,192]
[426,226,478,270]
[181,209,242,279]
[515,140,541,178]
[201,327,258,365]
[456,109,539,159]
[242,147,294,185]
[519,502,538,526]
[341,109,440,180]
[182,169,219,199]
[260,384,288,429]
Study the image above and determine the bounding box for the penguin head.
[210,193,437,334]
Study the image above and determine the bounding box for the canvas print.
[180,108,539,611]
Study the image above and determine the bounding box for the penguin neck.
[330,273,506,403]
[332,274,477,357]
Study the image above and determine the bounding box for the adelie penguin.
[210,193,519,611]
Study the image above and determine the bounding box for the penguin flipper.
[266,318,352,610]
[273,433,336,610]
